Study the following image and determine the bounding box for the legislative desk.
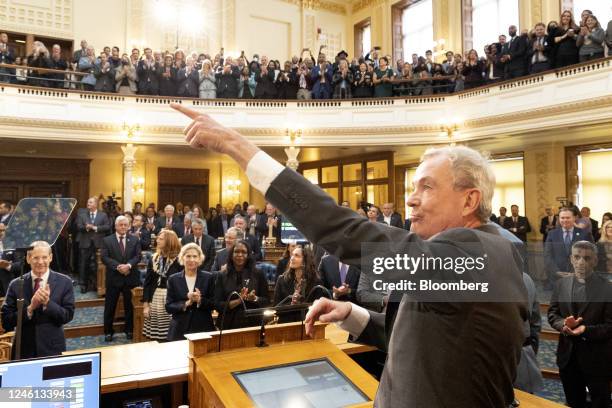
[64,323,563,407]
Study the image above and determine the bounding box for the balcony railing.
[0,57,610,147]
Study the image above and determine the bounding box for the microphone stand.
[13,245,32,361]
[217,291,247,352]
[302,285,332,340]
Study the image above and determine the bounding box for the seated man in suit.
[545,207,594,289]
[172,104,527,407]
[495,206,508,226]
[144,206,157,232]
[1,241,75,359]
[232,215,262,261]
[319,254,360,302]
[76,196,111,293]
[0,200,13,226]
[155,204,180,235]
[503,204,532,242]
[211,227,243,272]
[101,216,141,342]
[378,202,404,228]
[177,214,192,239]
[181,218,216,271]
[130,214,151,251]
[540,207,557,243]
[548,241,612,408]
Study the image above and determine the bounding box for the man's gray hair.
[233,215,245,223]
[164,204,175,211]
[421,145,495,223]
[226,226,244,240]
[191,217,204,228]
[29,241,52,255]
[571,240,598,257]
[115,215,129,225]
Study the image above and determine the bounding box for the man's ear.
[462,189,482,218]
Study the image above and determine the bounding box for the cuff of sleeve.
[246,151,285,194]
[336,303,370,338]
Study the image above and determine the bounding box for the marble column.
[121,143,138,212]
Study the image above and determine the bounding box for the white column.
[121,143,138,212]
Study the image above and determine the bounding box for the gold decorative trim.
[0,94,611,141]
[278,0,347,15]
[351,0,386,14]
[464,95,612,128]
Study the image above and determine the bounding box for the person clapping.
[165,243,216,341]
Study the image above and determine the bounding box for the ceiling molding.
[278,0,348,15]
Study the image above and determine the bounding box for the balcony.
[0,58,611,148]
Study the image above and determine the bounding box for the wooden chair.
[0,331,15,362]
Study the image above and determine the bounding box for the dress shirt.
[246,151,370,335]
[383,215,391,225]
[27,269,50,318]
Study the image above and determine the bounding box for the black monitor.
[0,352,101,406]
[232,358,370,408]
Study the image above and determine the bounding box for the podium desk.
[193,339,377,408]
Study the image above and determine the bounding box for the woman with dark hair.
[159,54,177,96]
[255,60,278,99]
[367,205,381,223]
[273,245,323,323]
[238,65,256,99]
[353,61,373,98]
[206,208,219,238]
[553,10,580,68]
[462,49,485,89]
[276,241,298,278]
[372,56,395,97]
[214,240,269,329]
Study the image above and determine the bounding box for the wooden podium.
[185,322,378,408]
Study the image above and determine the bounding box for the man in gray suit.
[172,104,528,407]
[76,197,111,293]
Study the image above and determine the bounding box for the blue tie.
[339,263,348,284]
[564,230,571,251]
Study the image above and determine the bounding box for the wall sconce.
[440,119,462,146]
[132,177,145,194]
[122,122,141,140]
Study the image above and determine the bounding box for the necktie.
[166,218,171,227]
[564,230,571,251]
[119,235,125,255]
[33,277,41,293]
[339,263,348,284]
[196,237,200,247]
[90,212,95,223]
